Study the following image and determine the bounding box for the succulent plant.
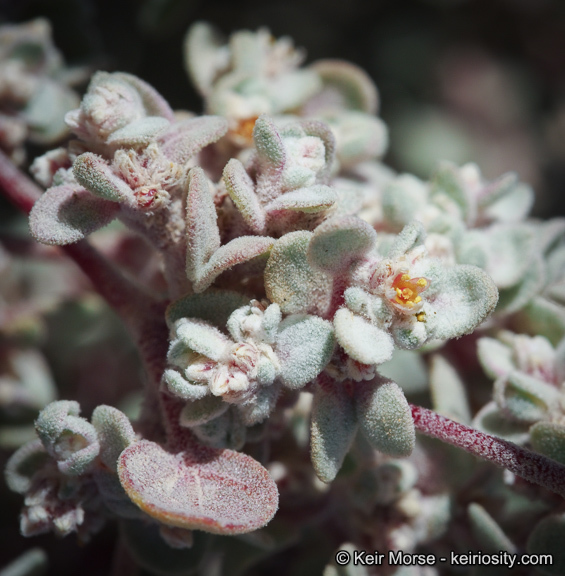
[1,18,565,576]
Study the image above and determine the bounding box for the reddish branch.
[0,150,208,454]
[411,404,565,499]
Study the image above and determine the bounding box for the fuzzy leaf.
[25,79,78,144]
[73,153,134,202]
[174,318,232,361]
[35,400,99,476]
[513,296,565,346]
[166,290,249,328]
[93,469,144,520]
[253,115,286,171]
[382,175,428,230]
[424,264,499,341]
[458,224,535,289]
[333,308,393,365]
[163,369,210,401]
[192,408,246,450]
[184,22,224,95]
[91,405,136,472]
[180,396,230,427]
[265,231,332,316]
[472,402,530,444]
[378,349,429,395]
[239,384,281,427]
[429,354,471,424]
[526,514,565,576]
[530,422,565,465]
[159,116,228,165]
[29,185,119,245]
[308,216,376,272]
[4,439,49,494]
[482,176,534,223]
[185,167,221,283]
[118,440,279,534]
[494,372,559,424]
[106,116,170,147]
[477,337,515,380]
[113,72,175,120]
[430,162,469,219]
[356,380,415,457]
[223,158,265,234]
[261,303,283,344]
[468,503,516,553]
[329,112,388,169]
[311,380,357,482]
[276,315,335,389]
[264,185,337,214]
[298,120,336,184]
[536,410,565,459]
[388,220,427,259]
[194,236,275,293]
[310,60,379,113]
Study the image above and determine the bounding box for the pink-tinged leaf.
[29,185,119,246]
[113,72,175,121]
[308,216,376,273]
[311,377,357,483]
[106,116,170,147]
[223,158,265,234]
[265,231,333,316]
[185,167,221,283]
[299,120,336,184]
[159,116,228,165]
[307,60,379,114]
[194,236,275,292]
[265,185,336,214]
[253,115,286,173]
[73,153,134,202]
[118,440,279,535]
[183,22,225,96]
[166,290,250,328]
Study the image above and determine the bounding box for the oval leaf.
[311,379,357,483]
[308,216,376,272]
[194,236,275,293]
[333,308,393,365]
[277,315,335,389]
[356,379,415,457]
[118,440,279,535]
[29,185,119,245]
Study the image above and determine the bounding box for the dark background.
[0,1,564,574]
[1,0,565,216]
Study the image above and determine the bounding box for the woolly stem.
[0,149,172,439]
[0,149,165,356]
[411,404,565,499]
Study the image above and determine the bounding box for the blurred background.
[0,1,564,574]
[2,0,564,216]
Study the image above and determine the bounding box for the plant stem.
[411,403,565,499]
[0,148,171,438]
[0,149,42,213]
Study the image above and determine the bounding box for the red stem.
[0,149,170,433]
[0,150,42,214]
[411,404,565,499]
[0,150,205,451]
